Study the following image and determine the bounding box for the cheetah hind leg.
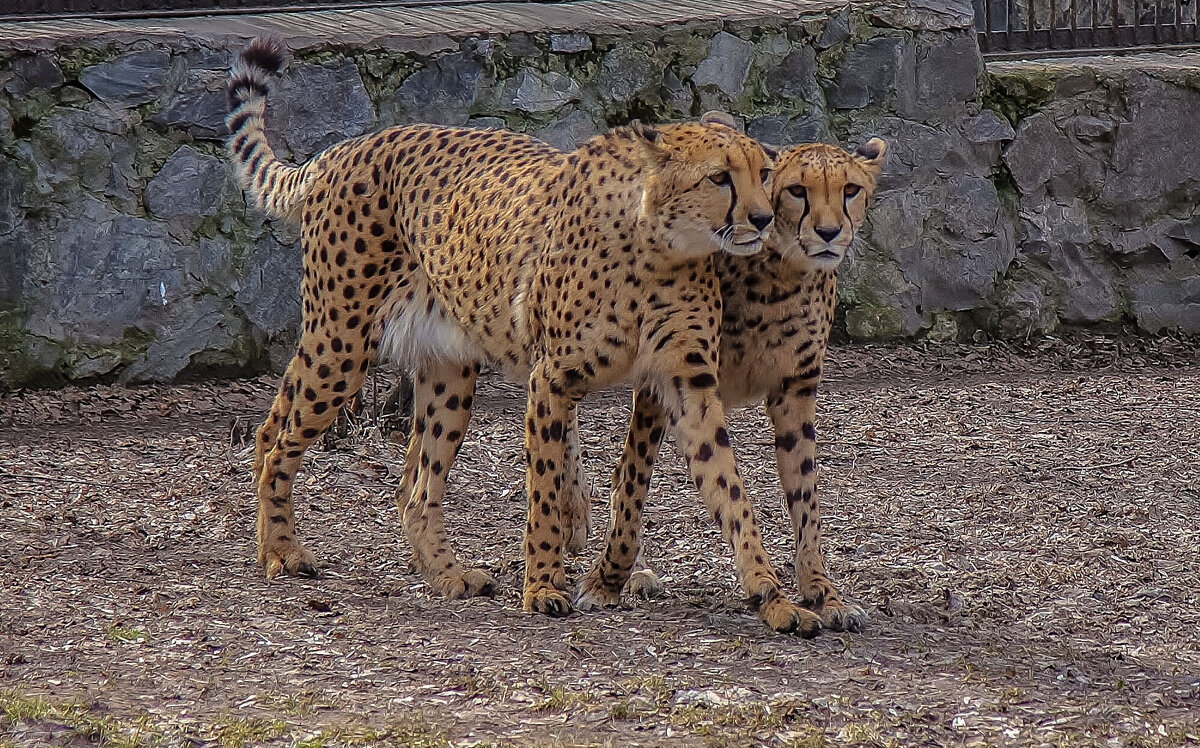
[560,404,593,556]
[401,363,496,600]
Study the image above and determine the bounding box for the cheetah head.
[635,113,776,258]
[770,138,888,271]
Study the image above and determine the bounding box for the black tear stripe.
[725,177,737,230]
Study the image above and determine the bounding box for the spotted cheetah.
[573,134,888,634]
[227,39,817,632]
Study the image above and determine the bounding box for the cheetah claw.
[819,601,868,633]
[524,586,573,617]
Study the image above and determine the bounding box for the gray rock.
[5,54,64,96]
[598,46,661,104]
[551,33,592,53]
[0,228,30,314]
[274,60,375,157]
[467,116,507,130]
[505,33,541,58]
[394,53,485,126]
[79,50,171,108]
[662,70,694,115]
[145,146,228,220]
[961,110,1015,143]
[533,110,600,151]
[884,175,1015,312]
[816,7,854,48]
[993,267,1061,338]
[828,37,908,110]
[30,108,136,203]
[23,197,187,348]
[156,87,230,139]
[867,0,976,31]
[1099,76,1200,227]
[904,35,981,119]
[1129,258,1200,333]
[123,294,245,382]
[0,157,23,237]
[1003,111,1068,199]
[235,233,302,336]
[766,47,822,106]
[507,69,582,114]
[747,115,823,146]
[691,32,754,100]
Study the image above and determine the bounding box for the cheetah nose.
[815,226,841,242]
[749,212,773,232]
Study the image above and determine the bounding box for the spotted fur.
[226,39,816,631]
[575,138,889,635]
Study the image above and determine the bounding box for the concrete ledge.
[0,0,973,50]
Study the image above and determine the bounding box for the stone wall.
[0,0,1197,387]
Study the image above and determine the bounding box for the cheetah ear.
[700,110,743,133]
[855,137,888,170]
[629,120,669,169]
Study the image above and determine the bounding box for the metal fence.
[975,0,1199,56]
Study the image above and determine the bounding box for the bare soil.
[2,336,1199,747]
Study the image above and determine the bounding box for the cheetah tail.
[225,37,308,221]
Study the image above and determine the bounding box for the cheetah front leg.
[400,362,495,600]
[583,378,820,636]
[767,380,866,633]
[521,359,575,616]
[575,389,662,607]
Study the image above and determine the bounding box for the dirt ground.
[2,335,1199,747]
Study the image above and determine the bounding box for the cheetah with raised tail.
[226,38,818,633]
[575,132,888,634]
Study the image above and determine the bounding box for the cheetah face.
[771,138,888,271]
[640,117,776,259]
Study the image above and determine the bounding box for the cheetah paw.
[574,573,623,611]
[626,568,664,598]
[759,596,822,638]
[262,545,318,579]
[820,601,868,633]
[439,569,497,600]
[524,586,573,617]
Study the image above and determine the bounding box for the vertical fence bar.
[1049,0,1058,47]
[1008,0,1016,47]
[1154,0,1163,40]
[1092,0,1100,46]
[1175,0,1183,41]
[1028,0,1036,47]
[1071,0,1079,45]
[1111,0,1121,45]
[984,0,993,51]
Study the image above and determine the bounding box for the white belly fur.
[378,289,484,370]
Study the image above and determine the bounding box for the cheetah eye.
[787,185,807,199]
[709,171,731,187]
[760,168,771,184]
[844,184,862,199]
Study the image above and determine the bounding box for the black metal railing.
[0,0,548,22]
[975,0,1199,56]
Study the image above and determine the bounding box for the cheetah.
[573,133,888,634]
[226,39,818,632]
